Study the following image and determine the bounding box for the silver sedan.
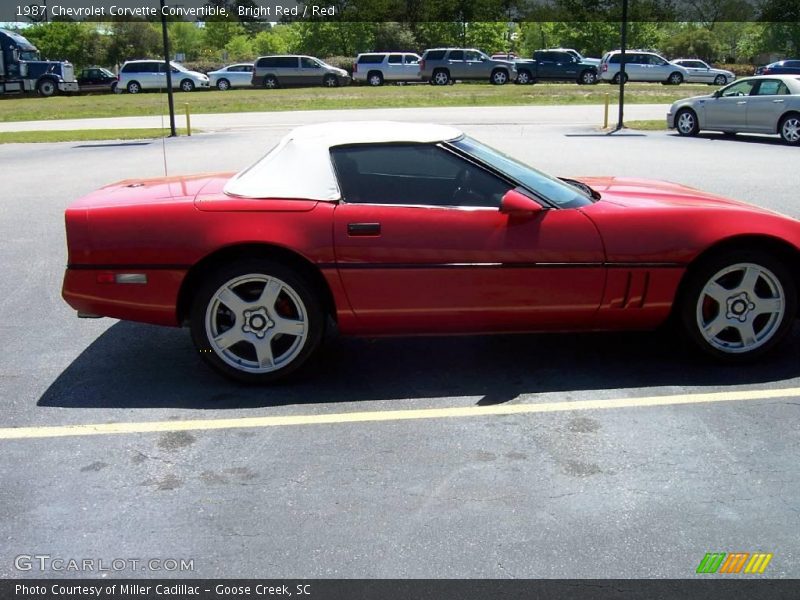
[671,59,735,85]
[667,75,800,145]
[207,63,254,91]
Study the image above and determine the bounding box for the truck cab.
[0,28,79,96]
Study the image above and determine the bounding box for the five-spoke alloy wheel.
[681,251,796,361]
[191,261,323,383]
[676,108,699,136]
[779,113,800,145]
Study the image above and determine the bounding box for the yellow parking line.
[1,387,797,441]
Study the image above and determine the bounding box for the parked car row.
[99,52,797,95]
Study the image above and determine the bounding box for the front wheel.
[37,78,57,97]
[680,251,797,362]
[190,260,324,383]
[666,72,684,85]
[579,70,597,85]
[180,79,195,92]
[490,69,509,85]
[675,108,699,136]
[323,75,339,87]
[779,113,800,145]
[515,70,532,85]
[216,78,231,91]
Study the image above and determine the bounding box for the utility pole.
[160,0,177,137]
[616,0,628,131]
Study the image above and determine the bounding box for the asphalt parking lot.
[1,112,799,579]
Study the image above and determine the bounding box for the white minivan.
[599,50,689,85]
[118,60,210,93]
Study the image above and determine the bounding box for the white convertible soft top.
[223,121,463,201]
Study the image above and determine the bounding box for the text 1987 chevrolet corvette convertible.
[63,122,800,382]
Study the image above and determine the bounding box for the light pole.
[160,0,177,137]
[616,0,628,131]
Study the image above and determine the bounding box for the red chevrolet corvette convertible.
[63,122,800,382]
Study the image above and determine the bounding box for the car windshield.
[170,62,188,72]
[451,136,592,208]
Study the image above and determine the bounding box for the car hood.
[576,176,776,213]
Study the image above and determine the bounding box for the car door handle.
[737,101,747,104]
[773,99,784,103]
[347,223,381,236]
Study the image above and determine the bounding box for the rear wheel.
[264,75,278,89]
[680,250,796,362]
[432,69,450,85]
[675,108,699,136]
[127,81,141,94]
[190,260,324,384]
[779,113,800,145]
[367,71,383,86]
[611,72,627,84]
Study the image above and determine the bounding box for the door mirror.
[500,189,544,216]
[712,89,722,98]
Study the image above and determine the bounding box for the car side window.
[404,55,419,64]
[755,80,789,95]
[464,51,482,61]
[448,50,464,61]
[300,57,319,69]
[331,144,512,208]
[387,54,402,64]
[721,80,756,97]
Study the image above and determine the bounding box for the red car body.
[63,173,800,333]
[61,122,800,382]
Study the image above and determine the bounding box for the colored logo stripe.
[697,553,726,573]
[745,553,773,574]
[719,553,749,573]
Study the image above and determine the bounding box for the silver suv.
[599,50,689,85]
[420,48,517,85]
[353,52,422,86]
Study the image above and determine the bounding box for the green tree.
[105,21,161,66]
[295,22,374,57]
[412,22,463,49]
[203,20,248,53]
[253,25,300,55]
[23,22,105,68]
[372,22,418,52]
[224,35,255,60]
[660,26,721,61]
[465,22,509,54]
[169,22,204,61]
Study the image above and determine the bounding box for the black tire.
[579,69,597,85]
[37,78,57,97]
[180,78,195,92]
[778,112,800,145]
[675,108,700,136]
[367,71,383,86]
[190,259,325,384]
[490,69,509,85]
[713,75,727,86]
[127,80,141,94]
[679,249,797,362]
[110,81,118,94]
[611,72,627,85]
[666,72,684,85]
[515,69,532,85]
[323,74,338,87]
[263,75,279,89]
[432,69,450,86]
[216,78,231,91]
